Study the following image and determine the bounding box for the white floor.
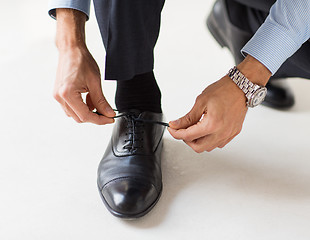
[1,0,310,239]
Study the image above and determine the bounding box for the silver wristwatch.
[228,67,267,108]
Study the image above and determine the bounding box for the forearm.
[237,55,272,87]
[241,0,310,75]
[55,8,87,51]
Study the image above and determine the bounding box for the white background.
[1,0,310,239]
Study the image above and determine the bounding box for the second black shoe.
[206,0,295,109]
[262,80,295,109]
[97,110,166,219]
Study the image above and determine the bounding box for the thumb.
[88,81,115,118]
[169,105,203,130]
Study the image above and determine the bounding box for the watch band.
[228,66,260,99]
[228,66,267,107]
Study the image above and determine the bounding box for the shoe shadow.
[122,137,310,228]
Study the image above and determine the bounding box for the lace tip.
[94,111,117,119]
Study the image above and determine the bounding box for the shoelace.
[95,109,169,127]
[95,110,169,151]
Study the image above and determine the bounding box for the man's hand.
[168,76,248,152]
[53,9,115,125]
[168,55,271,152]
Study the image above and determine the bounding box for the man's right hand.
[53,8,115,125]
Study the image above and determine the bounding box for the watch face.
[249,87,267,107]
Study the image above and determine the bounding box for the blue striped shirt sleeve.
[48,0,91,20]
[241,0,310,75]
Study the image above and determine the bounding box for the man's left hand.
[168,75,248,152]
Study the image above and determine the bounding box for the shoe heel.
[206,13,226,48]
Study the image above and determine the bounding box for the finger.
[56,95,82,123]
[60,103,71,117]
[66,93,114,125]
[168,115,215,142]
[86,93,95,111]
[63,102,82,123]
[169,102,204,130]
[168,122,208,142]
[218,135,236,148]
[185,135,219,153]
[88,80,115,118]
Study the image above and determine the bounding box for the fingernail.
[106,107,115,115]
[170,119,180,125]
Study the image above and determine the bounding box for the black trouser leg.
[93,0,165,81]
[227,0,310,79]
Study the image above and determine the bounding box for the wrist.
[55,8,87,51]
[237,55,271,86]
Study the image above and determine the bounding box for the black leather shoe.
[206,0,295,109]
[262,80,295,109]
[97,110,165,219]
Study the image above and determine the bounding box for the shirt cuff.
[48,0,91,20]
[241,21,301,75]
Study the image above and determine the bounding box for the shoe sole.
[261,99,295,109]
[97,181,163,220]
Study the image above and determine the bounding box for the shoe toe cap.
[101,178,160,217]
